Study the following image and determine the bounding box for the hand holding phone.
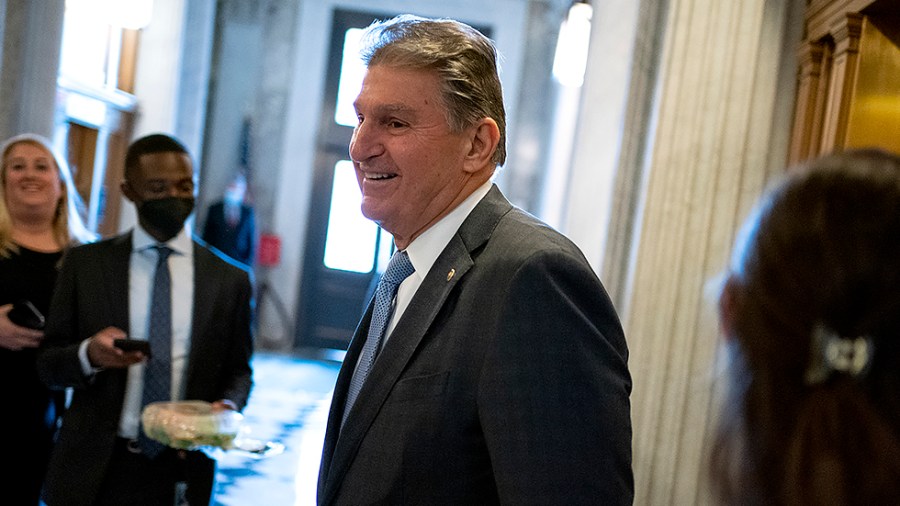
[7,300,45,330]
[113,338,152,357]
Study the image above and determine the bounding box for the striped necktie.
[139,245,173,458]
[342,251,415,427]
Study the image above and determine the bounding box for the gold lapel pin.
[447,268,456,281]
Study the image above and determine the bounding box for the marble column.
[566,0,803,503]
[0,0,65,141]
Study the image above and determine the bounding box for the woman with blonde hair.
[0,133,95,504]
[711,148,900,505]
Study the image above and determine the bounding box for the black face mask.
[138,197,195,241]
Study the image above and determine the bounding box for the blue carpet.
[213,352,341,505]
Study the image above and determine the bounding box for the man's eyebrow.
[355,102,418,118]
[145,177,194,185]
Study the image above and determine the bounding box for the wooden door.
[788,0,900,164]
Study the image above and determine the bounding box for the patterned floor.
[212,351,341,506]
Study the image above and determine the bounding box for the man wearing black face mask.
[36,134,254,506]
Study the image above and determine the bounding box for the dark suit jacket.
[318,186,633,505]
[202,201,255,266]
[36,232,254,506]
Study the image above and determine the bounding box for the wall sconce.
[552,0,593,87]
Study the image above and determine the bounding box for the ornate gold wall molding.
[788,0,900,161]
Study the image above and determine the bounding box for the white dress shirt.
[381,179,492,348]
[78,225,195,439]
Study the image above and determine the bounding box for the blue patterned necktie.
[342,251,415,427]
[139,245,173,458]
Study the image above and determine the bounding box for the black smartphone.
[113,338,152,356]
[8,300,45,329]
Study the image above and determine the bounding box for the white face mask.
[224,180,246,205]
[225,189,243,205]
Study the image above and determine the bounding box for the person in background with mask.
[201,171,256,267]
[36,133,254,506]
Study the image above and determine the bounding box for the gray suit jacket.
[318,186,633,505]
[36,232,254,506]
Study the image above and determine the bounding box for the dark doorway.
[293,9,396,350]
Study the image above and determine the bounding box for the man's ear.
[719,275,739,341]
[462,118,500,174]
[120,181,138,203]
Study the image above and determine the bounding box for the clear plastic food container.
[142,400,244,450]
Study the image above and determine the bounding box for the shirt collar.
[132,224,192,256]
[405,179,493,280]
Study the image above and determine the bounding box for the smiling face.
[2,141,64,222]
[349,65,486,249]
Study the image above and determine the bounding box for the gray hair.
[359,14,507,166]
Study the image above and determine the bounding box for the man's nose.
[349,122,381,162]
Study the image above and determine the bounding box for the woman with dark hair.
[0,134,95,505]
[711,148,900,505]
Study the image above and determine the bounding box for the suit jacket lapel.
[184,243,219,395]
[104,232,133,330]
[89,233,133,399]
[318,302,373,498]
[321,185,513,503]
[324,303,372,426]
[190,244,213,345]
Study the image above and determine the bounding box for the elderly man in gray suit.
[317,14,633,505]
